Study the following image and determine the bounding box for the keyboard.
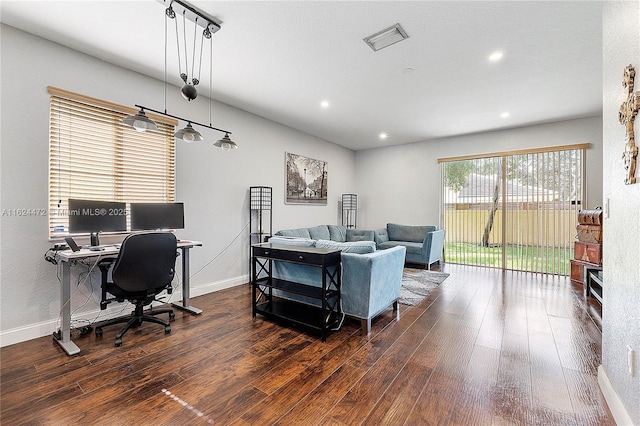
[83,244,120,251]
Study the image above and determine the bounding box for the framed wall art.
[285,152,328,205]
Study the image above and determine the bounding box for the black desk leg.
[172,246,202,315]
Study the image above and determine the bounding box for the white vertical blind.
[440,145,585,275]
[48,87,177,238]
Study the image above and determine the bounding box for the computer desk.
[54,240,202,356]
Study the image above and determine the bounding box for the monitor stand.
[89,232,104,250]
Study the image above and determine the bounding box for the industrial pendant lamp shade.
[122,108,158,132]
[214,133,238,151]
[174,122,203,142]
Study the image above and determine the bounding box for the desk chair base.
[95,305,175,347]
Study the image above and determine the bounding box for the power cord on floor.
[191,219,250,279]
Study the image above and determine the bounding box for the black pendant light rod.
[136,104,232,135]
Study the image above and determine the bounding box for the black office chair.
[95,232,178,347]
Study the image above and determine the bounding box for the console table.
[251,242,341,341]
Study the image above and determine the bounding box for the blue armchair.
[341,245,406,334]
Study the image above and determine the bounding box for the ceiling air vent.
[363,23,409,52]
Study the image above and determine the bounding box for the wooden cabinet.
[570,258,593,285]
[574,241,602,265]
[571,208,603,286]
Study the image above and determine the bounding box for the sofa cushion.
[307,225,331,241]
[327,225,347,242]
[268,236,316,247]
[387,223,437,243]
[315,239,376,254]
[346,229,375,242]
[385,241,423,255]
[275,228,311,238]
[374,228,389,244]
[377,241,397,251]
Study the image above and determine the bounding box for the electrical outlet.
[628,345,635,376]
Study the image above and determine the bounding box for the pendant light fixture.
[122,0,237,149]
[174,122,203,142]
[122,108,158,132]
[214,133,238,150]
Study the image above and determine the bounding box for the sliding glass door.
[440,146,585,274]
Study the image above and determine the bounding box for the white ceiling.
[0,1,603,151]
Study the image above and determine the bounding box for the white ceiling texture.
[1,1,603,151]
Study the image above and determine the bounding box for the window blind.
[440,145,586,275]
[48,87,177,238]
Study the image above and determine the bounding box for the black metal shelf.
[251,242,341,341]
[586,268,603,305]
[255,300,339,331]
[255,277,339,300]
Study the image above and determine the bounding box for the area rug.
[399,268,450,306]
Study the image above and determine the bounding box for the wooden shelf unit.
[251,242,341,341]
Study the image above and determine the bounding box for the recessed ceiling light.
[400,67,415,75]
[320,100,330,109]
[500,112,510,118]
[379,132,388,140]
[489,51,504,62]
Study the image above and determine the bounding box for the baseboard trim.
[598,365,635,425]
[0,275,249,348]
[189,274,249,298]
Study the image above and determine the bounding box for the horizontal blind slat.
[49,91,176,238]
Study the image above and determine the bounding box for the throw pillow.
[327,224,347,242]
[275,228,311,238]
[307,225,331,240]
[346,229,375,242]
[315,239,375,254]
[374,228,389,244]
[268,236,316,247]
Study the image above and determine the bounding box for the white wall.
[601,2,640,424]
[0,24,355,345]
[355,117,603,229]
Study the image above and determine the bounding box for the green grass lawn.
[445,242,572,275]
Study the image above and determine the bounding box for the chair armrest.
[421,230,446,264]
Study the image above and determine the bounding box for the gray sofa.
[270,225,405,334]
[374,223,446,269]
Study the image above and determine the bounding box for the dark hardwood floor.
[1,264,613,425]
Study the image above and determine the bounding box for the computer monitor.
[130,202,185,231]
[67,199,128,235]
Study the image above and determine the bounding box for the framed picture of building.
[285,152,328,205]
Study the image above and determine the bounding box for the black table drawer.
[252,245,339,266]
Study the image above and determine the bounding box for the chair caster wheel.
[114,338,122,347]
[95,328,103,337]
[164,326,171,334]
[169,311,175,320]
